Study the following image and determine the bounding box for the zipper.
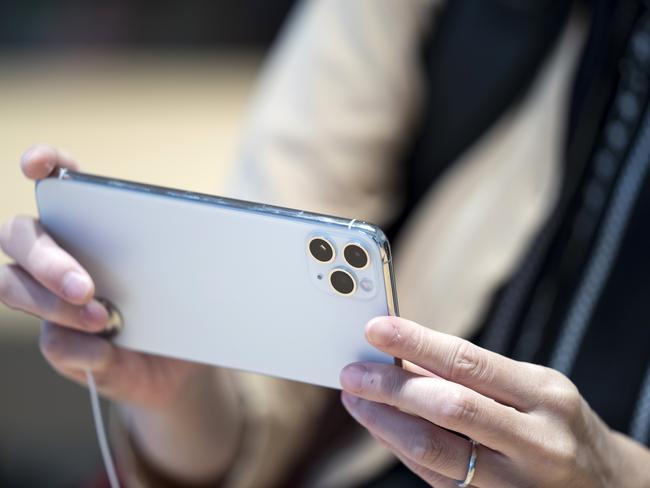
[549,115,650,373]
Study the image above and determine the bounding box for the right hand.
[0,145,204,408]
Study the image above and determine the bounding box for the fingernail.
[62,271,92,301]
[340,364,367,392]
[366,318,397,346]
[80,300,108,329]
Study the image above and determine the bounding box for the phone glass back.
[36,171,398,389]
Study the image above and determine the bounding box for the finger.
[341,362,526,454]
[0,264,108,332]
[341,392,507,487]
[0,216,94,304]
[46,359,92,390]
[370,432,456,488]
[20,144,78,180]
[39,322,191,407]
[40,322,116,373]
[39,322,131,401]
[365,316,545,411]
[392,451,457,488]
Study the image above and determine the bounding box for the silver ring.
[457,439,479,487]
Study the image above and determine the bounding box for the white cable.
[86,369,121,488]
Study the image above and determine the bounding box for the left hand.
[339,316,638,487]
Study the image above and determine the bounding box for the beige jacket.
[116,1,587,486]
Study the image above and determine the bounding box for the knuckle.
[448,340,489,383]
[439,389,479,426]
[554,385,583,418]
[537,367,582,415]
[408,434,447,468]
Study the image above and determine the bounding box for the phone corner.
[352,221,393,265]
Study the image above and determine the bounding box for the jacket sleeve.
[229,0,438,225]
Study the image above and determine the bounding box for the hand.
[340,316,650,487]
[0,146,243,482]
[0,145,200,408]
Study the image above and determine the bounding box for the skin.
[4,145,650,486]
[340,316,650,487]
[0,146,241,484]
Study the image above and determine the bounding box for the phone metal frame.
[47,169,401,365]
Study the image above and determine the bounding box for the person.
[2,0,650,486]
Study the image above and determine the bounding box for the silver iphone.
[36,169,399,389]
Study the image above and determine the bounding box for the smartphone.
[35,169,399,389]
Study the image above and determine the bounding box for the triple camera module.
[308,237,370,296]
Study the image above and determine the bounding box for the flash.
[360,278,374,292]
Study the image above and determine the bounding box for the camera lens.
[329,269,356,295]
[308,237,335,263]
[343,244,369,269]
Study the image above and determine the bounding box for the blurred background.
[0,1,295,485]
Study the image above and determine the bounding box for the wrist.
[606,429,650,488]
